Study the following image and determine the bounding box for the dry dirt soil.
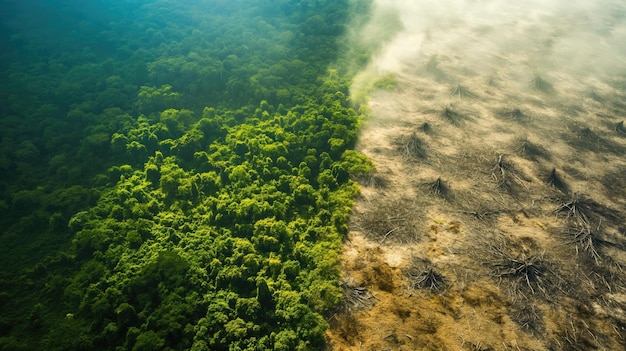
[326,23,626,350]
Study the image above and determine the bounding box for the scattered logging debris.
[553,193,623,263]
[420,122,433,134]
[531,73,554,94]
[558,315,605,350]
[439,105,469,126]
[409,267,446,293]
[516,137,551,161]
[405,259,446,294]
[490,246,549,297]
[334,38,626,349]
[552,193,621,226]
[481,235,565,301]
[423,177,450,199]
[340,277,375,312]
[491,154,527,193]
[354,199,420,245]
[567,125,624,154]
[450,84,477,99]
[601,168,626,198]
[546,167,569,193]
[576,127,602,151]
[361,172,389,189]
[497,108,530,123]
[565,224,603,264]
[396,132,428,160]
[511,302,545,335]
[494,252,547,295]
[553,193,593,225]
[491,154,511,183]
[458,208,506,222]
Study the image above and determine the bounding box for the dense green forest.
[0,0,376,349]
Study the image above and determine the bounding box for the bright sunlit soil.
[327,3,626,348]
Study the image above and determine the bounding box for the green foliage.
[0,0,374,350]
[61,77,364,350]
[135,85,181,116]
[339,149,376,176]
[373,73,399,90]
[132,331,165,351]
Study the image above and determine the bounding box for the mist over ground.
[353,0,626,95]
[328,1,626,349]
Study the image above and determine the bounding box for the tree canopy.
[0,0,374,350]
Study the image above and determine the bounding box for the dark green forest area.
[0,0,375,349]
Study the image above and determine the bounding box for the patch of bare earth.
[326,50,626,349]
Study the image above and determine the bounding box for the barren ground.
[326,30,626,350]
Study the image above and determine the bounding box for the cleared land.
[327,10,626,349]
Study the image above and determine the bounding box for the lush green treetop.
[0,1,375,350]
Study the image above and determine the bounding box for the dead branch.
[406,261,447,294]
[440,105,468,126]
[354,199,420,245]
[412,267,446,292]
[510,302,545,335]
[546,167,569,193]
[483,238,562,300]
[491,154,510,182]
[566,223,602,264]
[552,193,592,226]
[396,132,427,160]
[340,277,375,312]
[497,108,530,123]
[450,84,477,99]
[492,252,548,296]
[491,154,527,192]
[380,228,398,244]
[423,177,450,199]
[552,193,623,230]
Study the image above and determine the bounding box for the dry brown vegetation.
[326,14,626,349]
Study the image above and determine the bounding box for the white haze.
[352,0,626,96]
